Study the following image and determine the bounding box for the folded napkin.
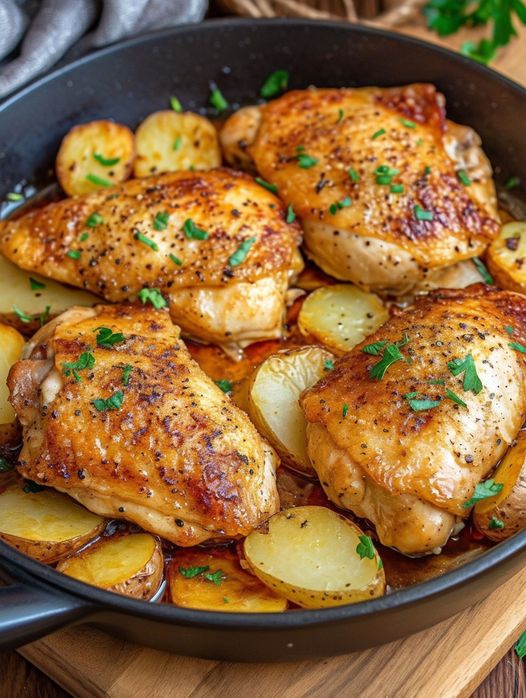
[0,0,208,99]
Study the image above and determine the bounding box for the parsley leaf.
[296,150,318,169]
[179,565,209,578]
[260,70,289,98]
[324,359,334,371]
[342,403,349,418]
[209,83,228,112]
[94,327,125,348]
[178,565,225,585]
[63,351,95,382]
[356,535,375,560]
[134,230,159,251]
[182,218,208,240]
[489,516,505,530]
[286,204,296,223]
[472,257,494,284]
[448,354,483,394]
[138,288,167,309]
[445,388,468,408]
[29,277,46,291]
[86,212,103,227]
[92,390,124,412]
[93,153,121,167]
[329,197,352,215]
[509,341,526,354]
[515,631,526,659]
[121,364,133,386]
[215,379,233,393]
[362,340,388,356]
[463,479,504,508]
[405,396,442,411]
[369,343,405,380]
[203,570,226,585]
[255,177,278,194]
[228,237,256,267]
[170,96,183,112]
[13,304,50,327]
[153,211,170,231]
[86,173,112,188]
[169,254,183,266]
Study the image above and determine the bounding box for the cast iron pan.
[0,18,526,662]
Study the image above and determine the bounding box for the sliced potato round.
[473,430,526,541]
[298,284,388,354]
[134,111,221,178]
[57,533,163,600]
[248,346,335,476]
[0,323,25,424]
[487,221,526,293]
[168,546,286,612]
[244,506,385,608]
[0,254,99,334]
[56,120,135,196]
[0,483,105,563]
[219,105,261,172]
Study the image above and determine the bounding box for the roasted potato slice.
[473,431,526,541]
[487,221,526,293]
[0,483,105,563]
[244,506,385,608]
[134,111,221,177]
[0,323,24,424]
[57,533,163,600]
[298,284,388,354]
[56,120,135,196]
[248,346,335,476]
[0,254,99,334]
[168,546,287,612]
[219,105,261,172]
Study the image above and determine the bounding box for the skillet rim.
[1,16,526,629]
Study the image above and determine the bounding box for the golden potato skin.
[134,111,221,177]
[0,323,25,424]
[487,221,526,293]
[56,120,135,196]
[249,85,499,293]
[473,430,526,541]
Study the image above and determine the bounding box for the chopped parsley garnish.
[348,168,360,183]
[472,257,494,284]
[515,631,526,659]
[390,184,404,194]
[414,205,434,221]
[66,249,81,259]
[23,480,44,493]
[121,364,133,386]
[337,108,345,123]
[463,479,503,508]
[86,173,112,188]
[445,388,468,408]
[182,218,208,240]
[170,96,183,112]
[286,204,296,223]
[506,176,520,190]
[369,343,405,380]
[428,378,445,385]
[13,304,51,326]
[153,211,170,231]
[362,340,388,356]
[29,277,46,291]
[93,153,120,167]
[405,395,442,411]
[324,359,334,371]
[6,192,24,202]
[215,379,233,393]
[169,253,183,266]
[506,325,514,335]
[92,390,124,412]
[356,535,375,560]
[375,164,400,186]
[86,212,103,227]
[371,128,386,140]
[342,403,349,418]
[400,118,417,129]
[296,148,318,169]
[457,169,472,186]
[63,351,95,382]
[209,84,228,112]
[134,230,159,251]
[423,165,432,176]
[204,570,226,585]
[509,341,526,354]
[0,457,13,473]
[179,565,226,585]
[489,516,505,530]
[448,354,483,394]
[138,287,168,309]
[173,136,183,151]
[255,177,278,195]
[94,326,125,348]
[223,597,230,604]
[80,232,89,242]
[229,237,256,267]
[260,69,289,98]
[329,197,352,215]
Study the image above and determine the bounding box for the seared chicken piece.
[300,285,526,555]
[222,85,499,295]
[0,168,303,349]
[8,305,279,545]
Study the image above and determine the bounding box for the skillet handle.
[0,565,91,649]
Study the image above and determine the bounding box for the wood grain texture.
[4,17,526,698]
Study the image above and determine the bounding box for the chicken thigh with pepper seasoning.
[7,304,280,545]
[221,84,500,295]
[300,285,526,555]
[0,168,303,351]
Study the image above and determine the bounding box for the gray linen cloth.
[0,0,208,98]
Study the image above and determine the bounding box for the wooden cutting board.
[16,20,526,698]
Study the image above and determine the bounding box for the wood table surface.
[2,13,526,698]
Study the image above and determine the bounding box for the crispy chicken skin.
[0,168,303,348]
[223,85,499,295]
[300,285,526,555]
[8,304,280,545]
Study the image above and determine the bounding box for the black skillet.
[0,18,526,662]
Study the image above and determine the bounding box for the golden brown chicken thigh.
[0,168,303,350]
[221,85,499,295]
[8,304,279,545]
[300,285,526,555]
